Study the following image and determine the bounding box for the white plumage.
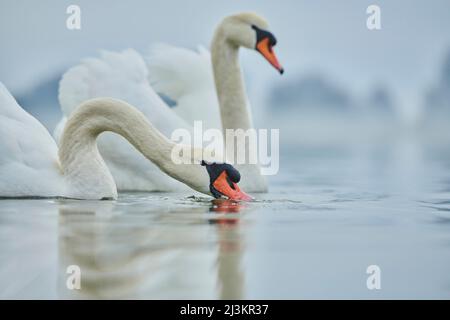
[0,82,64,197]
[56,49,192,192]
[0,83,215,199]
[146,44,221,130]
[1,13,275,198]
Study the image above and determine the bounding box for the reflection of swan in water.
[210,200,246,299]
[57,198,247,299]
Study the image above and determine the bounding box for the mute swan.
[55,12,283,193]
[0,83,251,200]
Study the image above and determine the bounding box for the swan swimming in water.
[0,83,251,200]
[55,12,283,193]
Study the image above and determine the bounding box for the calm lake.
[1,143,450,299]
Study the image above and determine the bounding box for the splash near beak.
[256,38,284,74]
[212,171,253,201]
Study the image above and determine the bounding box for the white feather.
[0,82,64,197]
[0,83,214,199]
[59,49,188,136]
[146,44,221,130]
[55,12,272,194]
[57,49,191,191]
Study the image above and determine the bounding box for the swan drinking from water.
[55,12,283,193]
[0,83,251,200]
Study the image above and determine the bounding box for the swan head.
[201,161,253,201]
[218,12,284,74]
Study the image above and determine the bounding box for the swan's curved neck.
[211,31,253,131]
[59,98,209,199]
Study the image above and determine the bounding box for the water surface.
[1,144,450,299]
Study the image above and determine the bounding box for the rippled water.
[1,143,450,299]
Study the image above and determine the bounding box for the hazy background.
[1,0,450,148]
[2,1,450,299]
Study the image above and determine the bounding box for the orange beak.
[212,171,253,201]
[256,38,284,74]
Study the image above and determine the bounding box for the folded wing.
[146,44,221,130]
[56,49,191,191]
[0,82,62,197]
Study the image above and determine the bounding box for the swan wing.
[58,49,189,137]
[57,49,190,191]
[146,44,221,130]
[0,82,62,197]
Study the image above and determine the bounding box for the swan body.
[0,83,64,197]
[0,83,216,199]
[56,12,282,193]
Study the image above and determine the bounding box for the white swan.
[0,83,251,200]
[55,12,283,193]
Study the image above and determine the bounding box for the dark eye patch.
[202,161,241,184]
[252,25,277,47]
